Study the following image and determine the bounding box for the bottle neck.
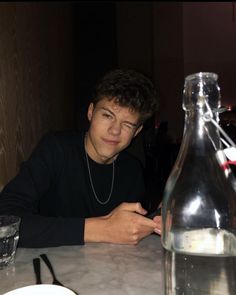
[183,107,221,151]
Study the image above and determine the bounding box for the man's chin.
[99,150,120,163]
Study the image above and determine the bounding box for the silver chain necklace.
[84,140,115,205]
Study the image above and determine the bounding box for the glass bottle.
[162,72,236,256]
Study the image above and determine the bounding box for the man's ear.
[134,125,143,137]
[87,103,94,122]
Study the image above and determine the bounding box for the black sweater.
[0,131,145,247]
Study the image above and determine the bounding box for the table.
[0,235,164,295]
[1,234,236,295]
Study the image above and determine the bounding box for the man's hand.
[84,202,160,245]
[153,215,162,235]
[147,203,162,236]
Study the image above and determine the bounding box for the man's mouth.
[102,138,120,145]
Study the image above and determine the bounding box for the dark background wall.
[73,2,118,131]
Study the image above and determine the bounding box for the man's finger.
[120,202,147,215]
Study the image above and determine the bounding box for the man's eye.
[102,113,112,119]
[123,123,132,129]
[123,123,135,130]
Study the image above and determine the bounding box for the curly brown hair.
[93,69,158,123]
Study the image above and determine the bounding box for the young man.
[0,69,161,248]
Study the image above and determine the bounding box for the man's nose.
[108,121,122,135]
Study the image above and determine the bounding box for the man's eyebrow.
[101,107,138,127]
[101,107,114,114]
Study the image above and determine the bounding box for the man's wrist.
[84,216,108,243]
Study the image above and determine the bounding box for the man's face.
[85,98,142,164]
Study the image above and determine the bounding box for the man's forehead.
[95,98,141,122]
[96,97,131,111]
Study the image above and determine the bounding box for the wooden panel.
[0,3,75,190]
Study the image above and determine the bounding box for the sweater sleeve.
[0,133,85,248]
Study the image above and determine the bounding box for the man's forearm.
[18,215,85,247]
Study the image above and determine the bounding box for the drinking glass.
[0,215,21,268]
